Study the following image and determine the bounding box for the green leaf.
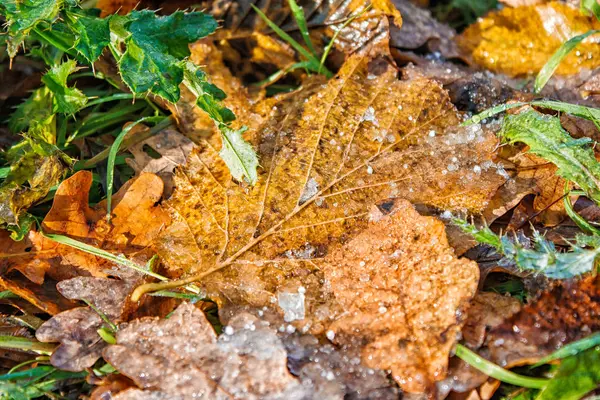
[536,347,600,400]
[0,0,62,57]
[534,30,600,93]
[41,59,88,114]
[288,0,318,57]
[116,10,217,103]
[64,8,110,63]
[6,213,36,241]
[501,110,600,205]
[581,0,600,20]
[8,87,54,133]
[182,61,258,184]
[455,219,600,279]
[219,126,259,185]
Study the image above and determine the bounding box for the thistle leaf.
[500,110,600,205]
[455,219,600,279]
[64,8,110,64]
[41,59,88,115]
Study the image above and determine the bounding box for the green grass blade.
[251,4,317,63]
[106,116,164,221]
[0,336,56,355]
[455,344,549,389]
[0,366,55,382]
[288,0,318,57]
[42,232,202,294]
[533,332,600,367]
[535,30,600,93]
[319,5,371,76]
[462,102,527,126]
[564,188,600,235]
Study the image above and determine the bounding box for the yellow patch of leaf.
[458,2,600,77]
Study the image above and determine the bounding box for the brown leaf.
[104,302,310,399]
[321,199,479,393]
[457,2,600,77]
[487,275,600,367]
[35,268,143,371]
[143,48,505,393]
[0,171,168,314]
[126,128,194,197]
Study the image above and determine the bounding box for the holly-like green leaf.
[219,126,259,185]
[182,61,234,124]
[536,347,600,400]
[64,8,110,63]
[0,0,62,57]
[41,59,88,114]
[455,219,600,279]
[116,10,218,103]
[501,110,600,205]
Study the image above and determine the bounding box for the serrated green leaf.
[116,10,217,103]
[220,126,259,185]
[0,0,62,57]
[501,110,600,205]
[8,87,54,133]
[182,61,234,124]
[455,219,600,279]
[64,8,110,63]
[536,347,600,400]
[41,59,88,114]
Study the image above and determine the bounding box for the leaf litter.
[3,0,600,399]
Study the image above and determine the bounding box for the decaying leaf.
[458,2,600,77]
[145,47,506,392]
[320,199,479,392]
[126,128,194,197]
[487,275,600,367]
[104,302,310,399]
[0,171,168,313]
[36,267,142,371]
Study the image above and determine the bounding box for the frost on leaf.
[457,2,600,77]
[152,49,502,392]
[104,303,308,400]
[0,171,168,314]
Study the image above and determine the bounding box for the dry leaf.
[126,129,194,197]
[0,171,168,313]
[36,268,143,371]
[499,0,546,6]
[104,302,311,400]
[321,199,479,393]
[457,2,600,77]
[487,275,600,367]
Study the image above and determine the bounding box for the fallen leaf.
[126,128,195,197]
[146,48,505,392]
[487,275,600,368]
[104,302,310,399]
[321,199,479,393]
[0,171,168,313]
[35,267,142,371]
[390,0,459,58]
[499,0,546,6]
[457,2,600,77]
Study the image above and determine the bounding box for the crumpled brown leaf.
[35,267,143,371]
[145,46,505,392]
[104,302,310,400]
[0,171,168,314]
[321,199,479,393]
[487,275,600,367]
[126,129,194,197]
[457,2,600,77]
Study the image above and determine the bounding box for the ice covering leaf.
[455,219,600,279]
[139,50,504,393]
[41,59,87,114]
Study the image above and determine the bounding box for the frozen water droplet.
[278,290,306,322]
[326,330,336,341]
[299,178,319,204]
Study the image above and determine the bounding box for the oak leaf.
[104,303,310,400]
[457,2,600,77]
[0,171,168,314]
